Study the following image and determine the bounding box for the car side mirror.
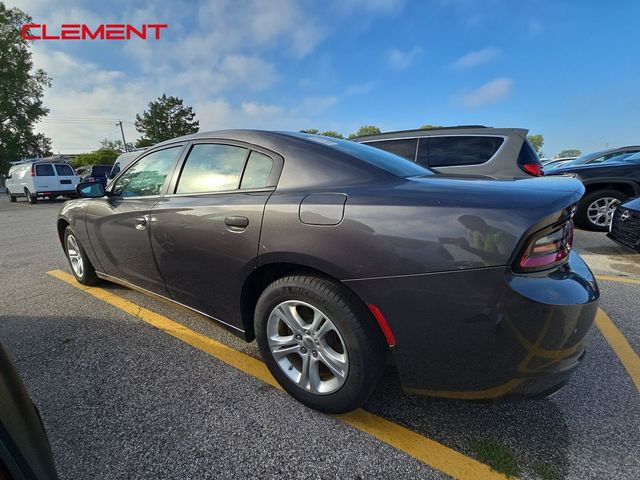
[77,181,105,198]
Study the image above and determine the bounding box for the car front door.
[149,141,280,331]
[85,145,185,294]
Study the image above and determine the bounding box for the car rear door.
[85,145,185,294]
[53,163,79,192]
[149,141,281,331]
[33,163,56,192]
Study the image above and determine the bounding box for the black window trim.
[106,143,187,199]
[364,134,508,168]
[165,138,284,198]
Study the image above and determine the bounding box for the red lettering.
[21,24,40,40]
[126,24,146,40]
[147,24,168,40]
[61,24,81,40]
[81,25,104,40]
[105,24,125,40]
[41,24,60,40]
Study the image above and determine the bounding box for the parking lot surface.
[1,196,638,480]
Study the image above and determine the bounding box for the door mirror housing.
[77,181,105,198]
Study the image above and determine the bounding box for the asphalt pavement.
[0,195,638,480]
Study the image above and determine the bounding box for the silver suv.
[355,126,542,178]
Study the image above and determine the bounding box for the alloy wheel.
[66,234,84,278]
[267,300,348,395]
[587,197,620,227]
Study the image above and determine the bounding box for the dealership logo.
[22,24,168,40]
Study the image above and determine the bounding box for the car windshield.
[298,134,432,177]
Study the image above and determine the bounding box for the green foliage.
[320,130,344,139]
[527,134,545,156]
[348,125,381,139]
[0,4,52,173]
[557,149,581,158]
[74,149,119,167]
[134,94,199,146]
[100,138,134,152]
[472,438,520,478]
[533,462,561,480]
[419,124,442,129]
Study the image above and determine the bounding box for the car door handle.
[225,216,249,232]
[134,216,148,230]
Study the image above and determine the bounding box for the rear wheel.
[575,189,627,231]
[24,188,37,204]
[254,275,386,413]
[64,227,99,285]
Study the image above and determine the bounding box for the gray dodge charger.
[57,130,599,413]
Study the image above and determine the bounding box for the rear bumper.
[345,251,599,399]
[34,190,77,197]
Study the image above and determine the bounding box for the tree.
[0,4,52,173]
[99,138,134,152]
[527,134,544,157]
[134,94,199,146]
[420,124,441,129]
[320,131,344,139]
[74,148,119,167]
[348,125,381,139]
[557,149,582,158]
[300,128,320,134]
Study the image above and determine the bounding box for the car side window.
[35,164,55,176]
[428,136,504,167]
[368,139,418,162]
[176,144,248,194]
[240,151,274,189]
[113,146,181,197]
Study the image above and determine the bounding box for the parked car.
[544,145,640,171]
[541,156,577,166]
[608,196,640,252]
[354,126,543,178]
[108,150,146,180]
[75,164,113,187]
[57,130,598,413]
[0,340,59,479]
[546,152,640,231]
[5,160,79,204]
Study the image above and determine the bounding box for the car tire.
[254,275,386,413]
[63,227,99,285]
[575,189,628,231]
[25,188,37,204]
[9,193,16,203]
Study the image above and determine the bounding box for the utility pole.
[116,121,128,152]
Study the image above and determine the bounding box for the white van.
[5,160,80,204]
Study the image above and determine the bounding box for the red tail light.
[520,163,543,176]
[516,219,573,271]
[30,164,35,176]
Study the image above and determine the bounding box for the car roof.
[352,126,529,142]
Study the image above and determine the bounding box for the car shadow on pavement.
[365,367,571,479]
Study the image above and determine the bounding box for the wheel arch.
[240,261,386,346]
[582,180,639,198]
[57,218,70,250]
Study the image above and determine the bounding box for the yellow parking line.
[595,309,640,393]
[47,269,507,480]
[595,274,640,286]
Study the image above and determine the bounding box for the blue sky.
[11,0,640,157]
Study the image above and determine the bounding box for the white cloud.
[344,82,374,96]
[456,77,513,107]
[386,47,422,70]
[450,47,499,69]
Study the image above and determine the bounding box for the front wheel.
[254,275,386,413]
[64,227,99,285]
[575,189,627,231]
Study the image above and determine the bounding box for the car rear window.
[240,151,274,189]
[35,164,55,176]
[91,165,112,177]
[302,135,431,177]
[428,136,504,167]
[54,164,74,176]
[365,139,418,162]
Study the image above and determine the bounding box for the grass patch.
[472,438,520,478]
[533,462,561,480]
